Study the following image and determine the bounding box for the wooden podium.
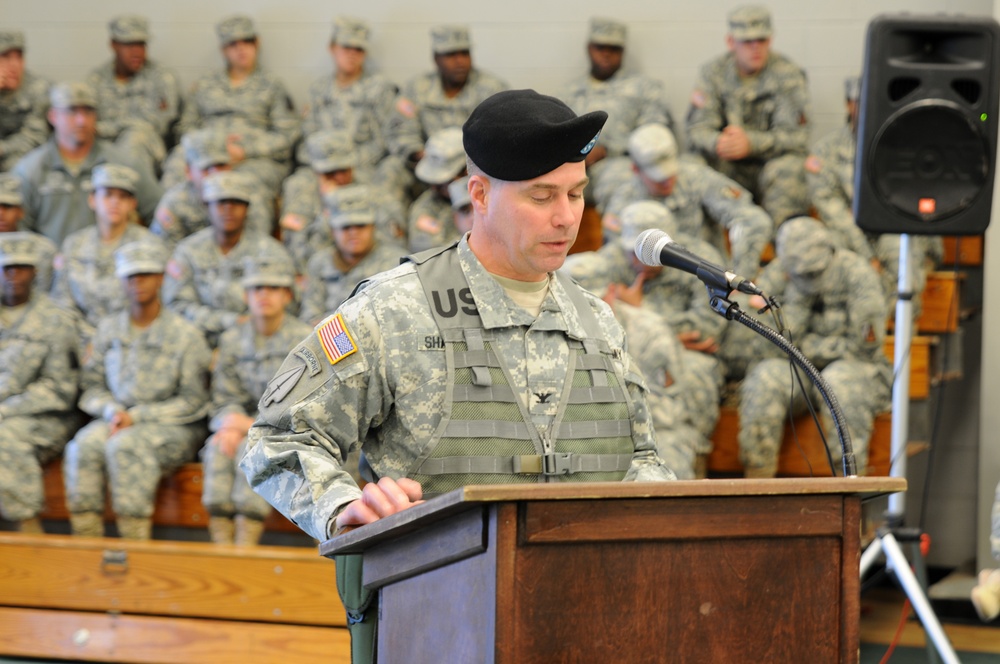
[321,477,904,664]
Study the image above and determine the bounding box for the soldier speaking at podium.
[241,89,676,544]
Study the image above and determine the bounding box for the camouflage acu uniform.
[0,235,80,523]
[0,62,50,172]
[737,218,891,475]
[301,240,403,326]
[241,238,674,541]
[685,47,810,225]
[51,223,161,337]
[407,187,458,253]
[65,306,210,519]
[806,123,942,318]
[151,179,274,249]
[202,311,312,523]
[0,171,56,288]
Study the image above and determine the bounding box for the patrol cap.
[0,173,23,207]
[728,5,772,41]
[114,240,169,278]
[431,24,471,55]
[845,76,861,102]
[201,171,254,204]
[109,15,149,43]
[0,232,40,268]
[182,129,230,171]
[589,18,627,47]
[92,163,139,195]
[0,31,25,54]
[776,216,835,276]
[619,201,677,252]
[50,82,97,110]
[306,130,357,173]
[415,127,466,185]
[463,89,608,181]
[216,15,256,47]
[324,184,376,228]
[331,16,370,50]
[448,176,472,210]
[628,123,679,182]
[241,255,295,289]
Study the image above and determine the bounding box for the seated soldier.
[151,128,274,249]
[0,233,80,533]
[407,126,467,253]
[86,15,180,176]
[0,173,55,289]
[300,16,410,204]
[563,201,724,462]
[972,480,1000,622]
[202,256,313,546]
[605,123,773,279]
[447,175,473,237]
[163,170,294,348]
[684,5,810,226]
[280,130,406,272]
[737,217,890,478]
[0,30,50,172]
[51,164,163,340]
[64,240,211,540]
[301,185,404,326]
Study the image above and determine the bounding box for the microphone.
[634,229,763,296]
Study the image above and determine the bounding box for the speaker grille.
[951,78,981,104]
[888,77,920,102]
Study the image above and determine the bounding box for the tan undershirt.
[492,273,550,318]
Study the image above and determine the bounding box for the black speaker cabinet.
[854,14,1000,235]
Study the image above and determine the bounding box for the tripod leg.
[880,533,961,664]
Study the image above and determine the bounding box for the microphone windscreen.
[634,229,673,267]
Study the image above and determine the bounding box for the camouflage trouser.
[875,235,934,321]
[112,124,167,177]
[715,312,785,382]
[201,436,272,520]
[63,420,203,517]
[0,415,78,521]
[370,154,416,209]
[681,350,725,445]
[716,153,809,226]
[738,357,890,474]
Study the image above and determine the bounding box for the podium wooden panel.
[321,478,905,664]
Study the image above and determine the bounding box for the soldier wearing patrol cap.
[12,81,164,245]
[557,17,675,208]
[162,170,295,348]
[300,184,404,326]
[0,232,81,534]
[407,126,467,252]
[300,16,410,205]
[166,14,300,200]
[151,128,274,249]
[64,239,211,540]
[737,217,891,478]
[201,255,313,546]
[52,163,164,340]
[0,173,56,289]
[805,76,941,320]
[685,4,811,226]
[86,15,180,175]
[0,30,50,172]
[386,24,507,173]
[603,122,773,279]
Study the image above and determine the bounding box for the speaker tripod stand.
[858,235,959,664]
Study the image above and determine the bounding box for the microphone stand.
[703,284,858,477]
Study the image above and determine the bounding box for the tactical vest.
[405,244,635,495]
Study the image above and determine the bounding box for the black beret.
[462,89,608,181]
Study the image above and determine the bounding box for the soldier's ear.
[468,175,489,215]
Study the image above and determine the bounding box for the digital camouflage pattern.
[406,186,457,253]
[0,70,50,172]
[300,239,404,325]
[151,179,275,249]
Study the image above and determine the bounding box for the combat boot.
[693,454,709,479]
[18,517,44,534]
[208,516,235,545]
[972,568,1000,622]
[69,511,104,537]
[234,515,265,546]
[117,516,153,541]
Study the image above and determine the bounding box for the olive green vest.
[405,243,635,495]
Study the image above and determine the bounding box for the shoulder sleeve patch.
[804,155,822,174]
[166,258,184,280]
[316,312,357,365]
[690,89,707,109]
[395,97,417,119]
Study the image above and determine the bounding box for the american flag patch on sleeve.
[317,313,357,365]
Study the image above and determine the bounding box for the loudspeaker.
[854,14,1000,235]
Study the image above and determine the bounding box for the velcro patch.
[690,89,707,109]
[317,312,357,365]
[396,97,416,119]
[804,155,822,174]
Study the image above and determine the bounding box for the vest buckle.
[543,452,573,476]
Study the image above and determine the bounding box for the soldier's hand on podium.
[334,477,424,533]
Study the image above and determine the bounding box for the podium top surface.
[320,476,905,557]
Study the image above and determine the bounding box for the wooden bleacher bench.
[708,407,892,477]
[0,533,350,663]
[884,335,935,400]
[942,235,984,267]
[38,461,301,534]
